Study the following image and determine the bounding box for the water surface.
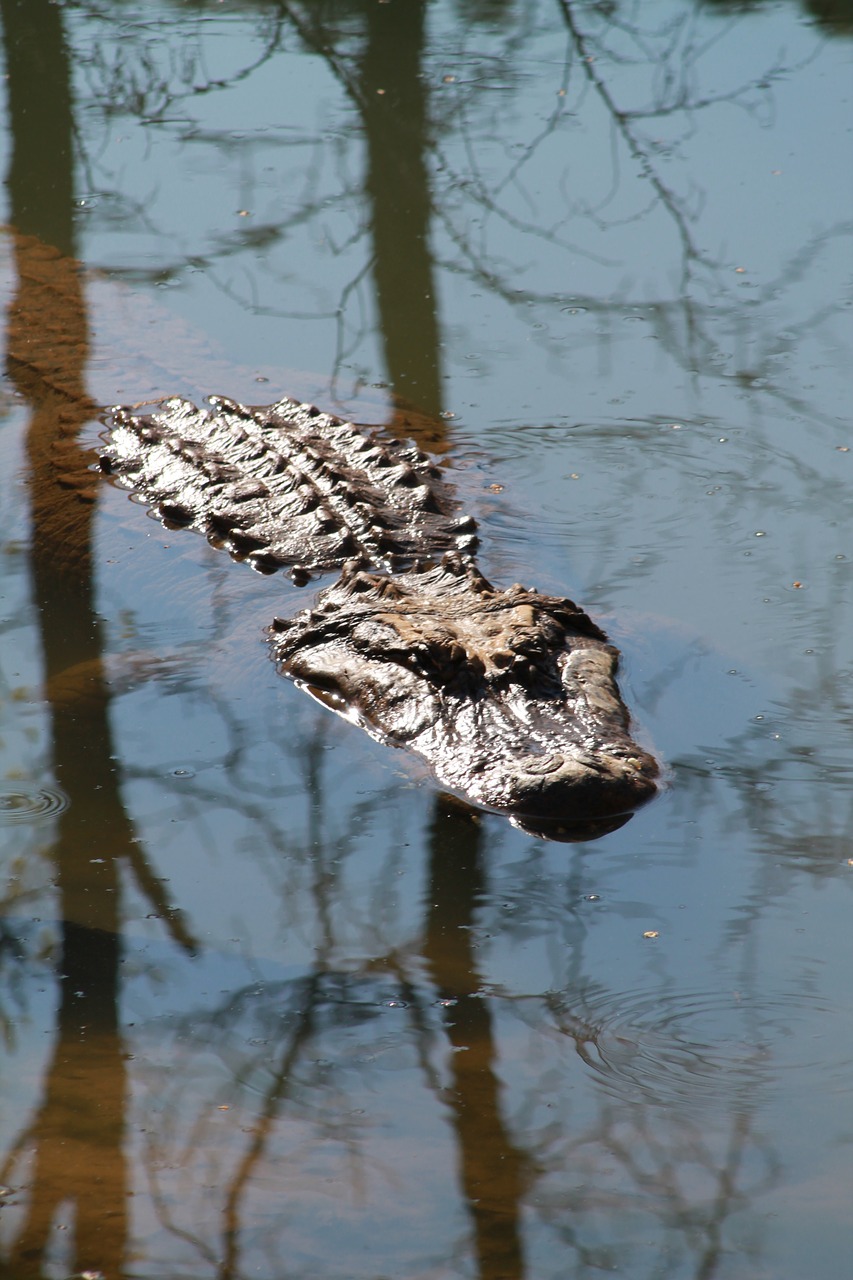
[0,2,850,1278]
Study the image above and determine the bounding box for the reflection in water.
[360,0,443,423]
[544,984,799,1110]
[104,760,789,1278]
[0,2,192,1275]
[423,801,526,1278]
[703,0,853,37]
[512,808,634,842]
[289,0,448,439]
[0,3,847,1277]
[0,785,69,824]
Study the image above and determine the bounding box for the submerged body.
[101,394,658,837]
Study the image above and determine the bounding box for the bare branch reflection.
[59,1,845,435]
[0,2,197,1274]
[0,3,846,1278]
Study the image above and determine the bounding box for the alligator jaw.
[268,555,658,833]
[101,395,659,838]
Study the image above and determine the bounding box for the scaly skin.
[101,395,658,836]
[268,554,658,835]
[101,394,477,581]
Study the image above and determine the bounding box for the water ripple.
[0,784,69,824]
[550,986,850,1110]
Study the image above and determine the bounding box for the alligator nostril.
[101,393,659,832]
[521,753,564,775]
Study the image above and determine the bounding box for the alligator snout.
[270,556,659,836]
[102,394,659,839]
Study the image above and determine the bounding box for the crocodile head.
[268,554,659,839]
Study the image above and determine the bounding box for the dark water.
[0,2,851,1278]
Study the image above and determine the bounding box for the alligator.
[100,393,658,839]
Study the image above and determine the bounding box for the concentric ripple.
[551,986,851,1110]
[0,785,69,824]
